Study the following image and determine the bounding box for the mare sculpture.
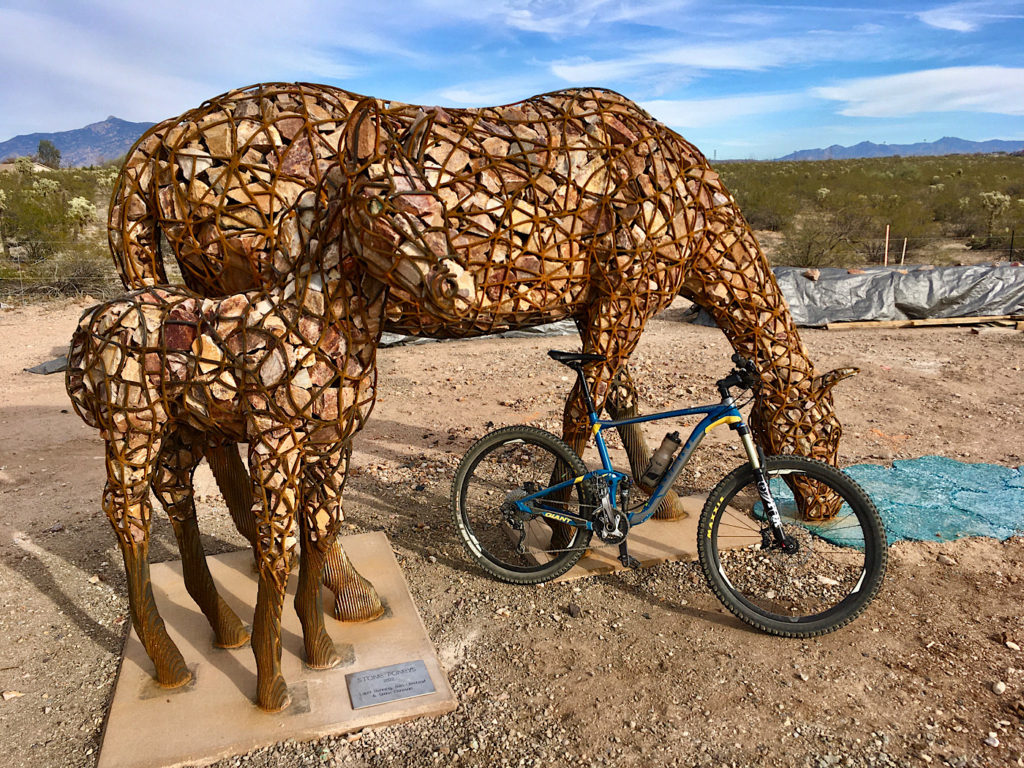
[108,83,853,565]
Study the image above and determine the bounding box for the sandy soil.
[1,298,1023,768]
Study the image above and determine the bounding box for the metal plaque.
[346,660,436,709]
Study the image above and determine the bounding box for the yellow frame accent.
[703,415,742,434]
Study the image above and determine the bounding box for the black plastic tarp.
[769,264,1024,327]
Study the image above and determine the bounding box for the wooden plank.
[826,319,914,330]
[827,315,1021,330]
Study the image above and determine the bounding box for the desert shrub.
[780,207,862,267]
[0,164,118,301]
[720,153,1024,265]
[67,196,97,239]
[2,182,70,262]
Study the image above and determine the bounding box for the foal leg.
[294,445,351,670]
[207,440,383,621]
[153,428,249,648]
[605,366,689,520]
[248,437,301,712]
[104,435,191,688]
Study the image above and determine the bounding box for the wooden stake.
[883,224,890,267]
[900,237,907,266]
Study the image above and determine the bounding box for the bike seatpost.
[573,365,599,419]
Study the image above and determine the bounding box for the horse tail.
[108,122,172,290]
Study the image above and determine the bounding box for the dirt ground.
[1,298,1023,768]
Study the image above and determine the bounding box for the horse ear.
[343,98,381,171]
[813,367,858,393]
[401,108,432,161]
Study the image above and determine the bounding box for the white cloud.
[643,92,806,129]
[418,0,693,36]
[549,30,901,86]
[551,57,647,83]
[916,2,1024,32]
[437,76,553,106]
[0,8,210,129]
[0,2,382,136]
[551,39,799,84]
[918,6,978,31]
[814,66,1024,117]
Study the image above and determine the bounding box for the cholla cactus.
[67,196,97,238]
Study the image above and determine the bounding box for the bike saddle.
[547,350,606,367]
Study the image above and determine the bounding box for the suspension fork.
[737,423,789,549]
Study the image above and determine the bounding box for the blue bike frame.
[516,398,754,530]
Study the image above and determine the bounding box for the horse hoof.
[214,629,251,649]
[333,594,386,623]
[652,497,689,521]
[306,639,341,670]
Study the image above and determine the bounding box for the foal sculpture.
[109,83,853,540]
[69,169,385,710]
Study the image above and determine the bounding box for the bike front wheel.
[451,426,594,584]
[698,455,887,637]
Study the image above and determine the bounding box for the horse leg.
[318,444,384,622]
[153,428,249,649]
[206,439,383,621]
[205,441,257,545]
[104,435,191,688]
[605,366,689,520]
[547,377,591,550]
[549,302,651,546]
[248,435,302,712]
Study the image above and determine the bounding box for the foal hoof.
[213,627,251,650]
[306,638,341,670]
[257,679,292,713]
[156,667,193,690]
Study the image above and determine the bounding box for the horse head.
[749,365,859,519]
[338,99,470,322]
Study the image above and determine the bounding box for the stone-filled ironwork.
[69,170,385,710]
[109,83,855,530]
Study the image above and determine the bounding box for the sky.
[1,0,1022,159]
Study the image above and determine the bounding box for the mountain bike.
[450,350,887,637]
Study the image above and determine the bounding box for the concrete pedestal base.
[97,532,456,768]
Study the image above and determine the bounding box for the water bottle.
[638,431,681,490]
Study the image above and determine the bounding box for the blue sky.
[1,0,1022,158]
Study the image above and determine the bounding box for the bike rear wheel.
[698,455,887,637]
[451,426,593,584]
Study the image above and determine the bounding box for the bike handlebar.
[717,354,760,397]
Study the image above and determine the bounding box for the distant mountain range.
[3,116,1022,168]
[777,136,1024,161]
[0,117,155,167]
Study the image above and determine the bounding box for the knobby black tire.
[697,455,887,637]
[451,426,593,584]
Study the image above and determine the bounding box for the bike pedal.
[617,543,640,570]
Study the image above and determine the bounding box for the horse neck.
[682,220,818,397]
